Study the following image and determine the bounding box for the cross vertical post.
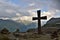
[37,10,41,34]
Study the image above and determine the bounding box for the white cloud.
[20,16,32,21]
[0,0,59,24]
[11,17,20,21]
[0,0,21,17]
[6,9,16,14]
[24,0,60,18]
[41,11,55,20]
[29,3,35,6]
[28,10,36,16]
[0,17,10,20]
[56,10,60,12]
[16,13,21,17]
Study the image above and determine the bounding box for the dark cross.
[32,10,47,34]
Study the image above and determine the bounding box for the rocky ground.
[0,33,60,40]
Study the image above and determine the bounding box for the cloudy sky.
[0,0,60,23]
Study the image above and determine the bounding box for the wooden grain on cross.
[32,10,47,34]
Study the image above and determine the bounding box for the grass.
[0,33,60,40]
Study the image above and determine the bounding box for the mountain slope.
[43,18,60,28]
[0,19,37,32]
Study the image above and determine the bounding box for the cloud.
[41,11,55,20]
[0,0,20,17]
[22,0,59,20]
[6,9,16,14]
[0,17,10,20]
[53,0,60,10]
[0,0,60,24]
[56,10,60,12]
[16,13,21,17]
[20,16,32,21]
[29,3,35,6]
[0,0,31,18]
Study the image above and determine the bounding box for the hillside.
[0,19,36,32]
[43,18,60,28]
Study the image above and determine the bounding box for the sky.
[0,0,60,24]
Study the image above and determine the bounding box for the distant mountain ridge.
[0,19,37,32]
[43,18,60,28]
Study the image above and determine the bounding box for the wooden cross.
[32,10,47,34]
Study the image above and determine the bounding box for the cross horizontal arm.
[41,16,47,19]
[32,17,38,20]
